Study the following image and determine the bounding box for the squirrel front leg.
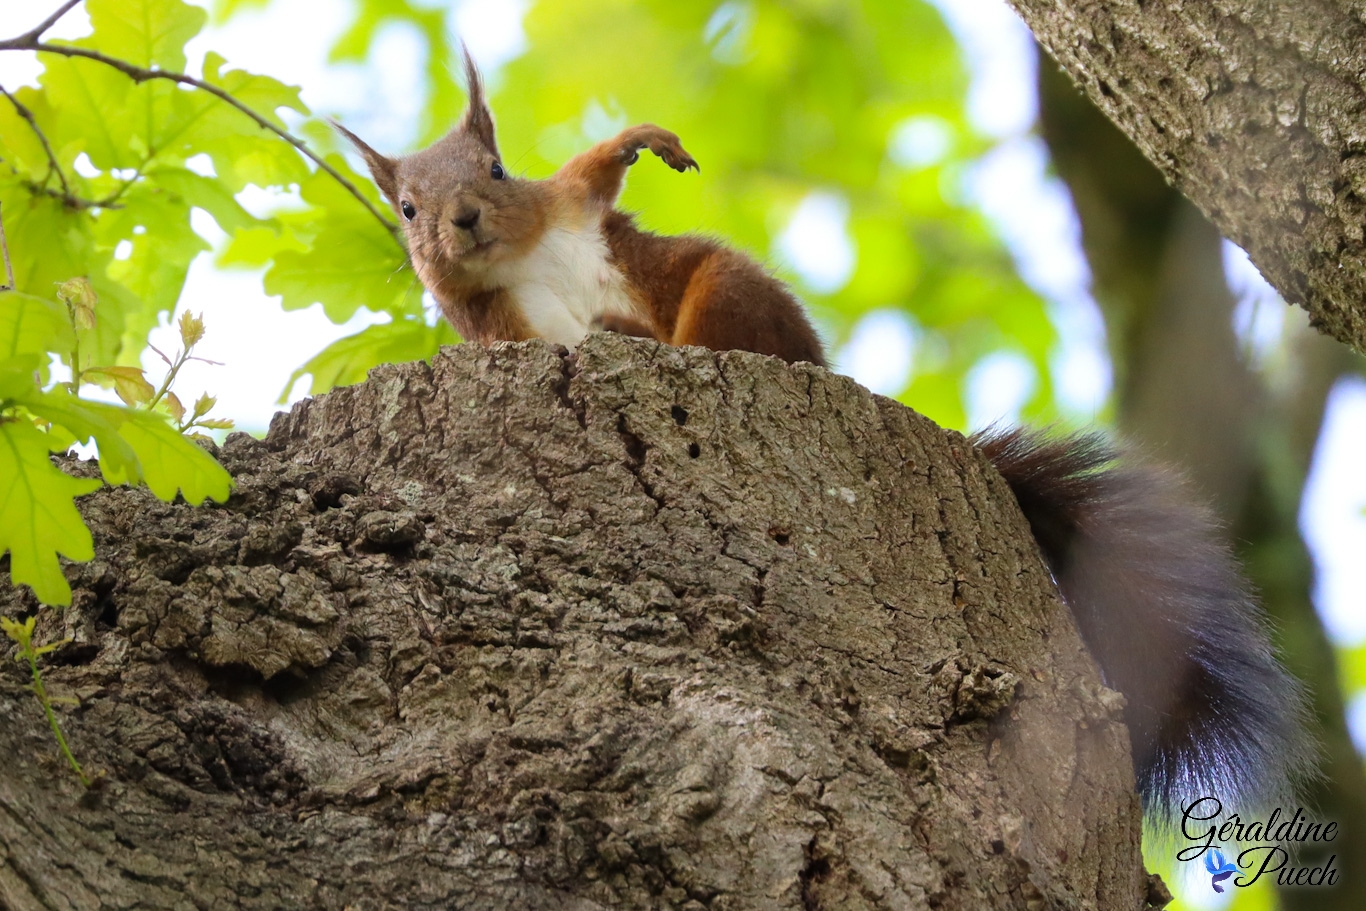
[553,124,698,208]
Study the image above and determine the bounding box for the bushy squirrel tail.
[972,426,1315,824]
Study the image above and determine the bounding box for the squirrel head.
[336,51,546,289]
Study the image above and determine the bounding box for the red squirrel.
[334,61,823,367]
[339,55,1313,824]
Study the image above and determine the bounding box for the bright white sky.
[1,0,1363,722]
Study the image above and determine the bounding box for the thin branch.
[32,42,399,241]
[0,0,82,48]
[0,82,72,197]
[0,202,14,291]
[22,180,125,211]
[0,26,402,245]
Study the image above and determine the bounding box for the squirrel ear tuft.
[458,43,500,158]
[333,121,399,204]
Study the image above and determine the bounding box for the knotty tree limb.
[0,336,1155,910]
[1009,0,1366,353]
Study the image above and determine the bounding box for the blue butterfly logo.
[1204,848,1238,893]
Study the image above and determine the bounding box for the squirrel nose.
[453,206,481,231]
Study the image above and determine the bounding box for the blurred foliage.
[511,0,1057,429]
[217,0,1057,429]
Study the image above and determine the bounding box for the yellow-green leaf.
[165,391,186,423]
[285,318,454,399]
[1,614,37,649]
[83,0,207,71]
[116,410,231,504]
[19,391,231,503]
[19,389,143,485]
[192,392,216,419]
[0,420,103,606]
[0,292,67,358]
[56,278,98,330]
[178,309,205,348]
[85,366,156,406]
[32,637,72,657]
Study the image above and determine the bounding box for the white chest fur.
[488,219,636,348]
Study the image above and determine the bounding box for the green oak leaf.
[115,408,232,504]
[283,317,455,399]
[146,166,262,234]
[264,166,413,321]
[36,54,138,171]
[0,182,138,369]
[17,390,143,487]
[0,419,102,607]
[197,52,311,191]
[82,0,208,71]
[0,85,61,179]
[0,292,69,359]
[98,185,209,331]
[20,390,231,504]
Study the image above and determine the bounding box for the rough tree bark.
[1007,0,1366,353]
[0,336,1160,910]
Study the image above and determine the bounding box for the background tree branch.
[1010,0,1366,353]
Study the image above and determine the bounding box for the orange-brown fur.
[338,54,826,367]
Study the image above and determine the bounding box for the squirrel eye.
[400,200,416,220]
[490,162,506,180]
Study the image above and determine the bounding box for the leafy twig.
[20,180,125,211]
[0,24,401,243]
[2,615,92,788]
[0,82,72,198]
[56,277,96,391]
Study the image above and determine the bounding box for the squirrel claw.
[657,146,699,174]
[617,127,699,174]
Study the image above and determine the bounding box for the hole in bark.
[687,442,700,459]
[617,414,647,466]
[670,405,688,425]
[97,595,120,629]
[799,837,831,911]
[201,663,269,701]
[769,526,791,545]
[262,670,313,705]
[991,839,1005,854]
[46,643,99,666]
[1098,80,1114,98]
[310,473,362,510]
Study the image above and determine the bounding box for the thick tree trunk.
[0,336,1157,909]
[1008,0,1366,353]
